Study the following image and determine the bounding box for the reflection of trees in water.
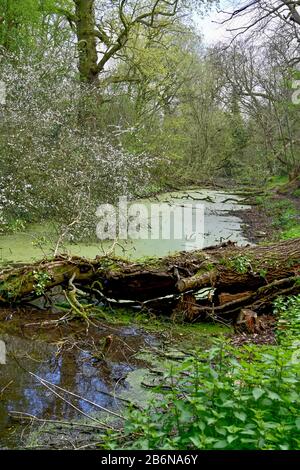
[0,334,56,447]
[0,320,155,448]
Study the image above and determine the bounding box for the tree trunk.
[74,0,99,84]
[0,238,299,320]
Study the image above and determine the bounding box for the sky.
[194,0,249,45]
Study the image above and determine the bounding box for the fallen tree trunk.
[0,238,299,320]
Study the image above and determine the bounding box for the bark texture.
[74,0,99,84]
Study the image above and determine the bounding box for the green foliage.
[229,256,252,274]
[0,0,71,52]
[1,0,299,235]
[267,175,289,189]
[257,195,300,240]
[273,206,297,231]
[293,188,300,198]
[104,296,300,450]
[281,225,300,240]
[1,218,26,234]
[32,270,51,296]
[274,295,300,345]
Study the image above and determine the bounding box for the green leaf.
[252,388,264,400]
[241,429,256,436]
[227,435,238,444]
[174,400,193,422]
[215,427,227,436]
[234,411,247,422]
[267,391,282,401]
[213,440,228,449]
[189,435,202,447]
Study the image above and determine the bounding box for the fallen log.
[0,238,299,320]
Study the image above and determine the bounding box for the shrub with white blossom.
[0,50,153,240]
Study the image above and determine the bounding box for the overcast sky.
[194,0,248,45]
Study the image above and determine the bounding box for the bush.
[0,51,153,240]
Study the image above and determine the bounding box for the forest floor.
[234,176,300,243]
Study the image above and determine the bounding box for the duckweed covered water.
[0,189,251,264]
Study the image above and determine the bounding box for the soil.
[230,315,276,346]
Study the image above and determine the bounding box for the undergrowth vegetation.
[103,296,300,450]
[256,192,300,241]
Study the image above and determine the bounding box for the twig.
[28,372,115,430]
[0,380,13,396]
[29,372,124,420]
[8,411,106,430]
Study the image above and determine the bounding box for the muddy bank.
[233,206,273,243]
[236,188,300,243]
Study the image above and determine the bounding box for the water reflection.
[0,310,160,448]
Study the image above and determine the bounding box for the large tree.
[66,0,215,84]
[212,34,300,178]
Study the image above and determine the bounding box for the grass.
[266,175,289,189]
[258,174,300,240]
[281,225,300,239]
[293,188,300,198]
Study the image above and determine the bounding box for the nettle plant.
[105,296,300,450]
[0,50,153,240]
[274,295,300,348]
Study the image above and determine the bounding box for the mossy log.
[0,238,299,320]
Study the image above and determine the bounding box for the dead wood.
[0,238,299,321]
